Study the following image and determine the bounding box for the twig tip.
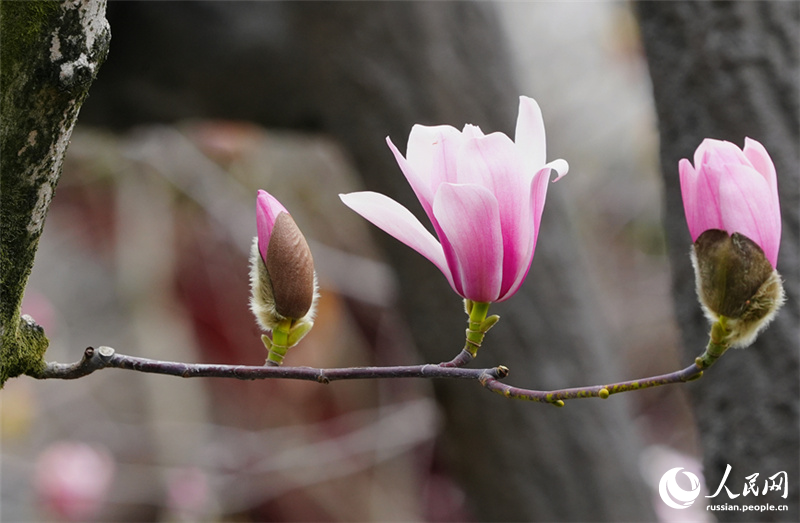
[97,346,115,358]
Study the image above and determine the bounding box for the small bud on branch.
[249,190,318,365]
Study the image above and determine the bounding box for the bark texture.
[78,2,655,520]
[0,0,110,386]
[637,1,799,520]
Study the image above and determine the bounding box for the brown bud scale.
[691,229,785,348]
[693,230,773,319]
[266,212,316,319]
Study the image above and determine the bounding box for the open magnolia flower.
[680,138,784,349]
[340,96,568,304]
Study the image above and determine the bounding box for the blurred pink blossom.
[167,467,210,519]
[34,441,115,522]
[679,138,781,268]
[341,96,568,303]
[21,290,57,335]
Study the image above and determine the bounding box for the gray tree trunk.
[0,0,110,385]
[636,1,799,520]
[78,2,656,520]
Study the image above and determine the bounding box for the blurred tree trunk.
[79,2,654,520]
[636,1,799,520]
[0,0,110,386]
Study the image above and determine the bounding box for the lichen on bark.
[1,0,110,386]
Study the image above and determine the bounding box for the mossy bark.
[0,0,110,386]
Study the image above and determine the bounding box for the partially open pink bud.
[680,137,781,268]
[249,190,317,332]
[680,139,784,348]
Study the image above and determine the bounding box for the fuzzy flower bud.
[249,190,317,362]
[680,138,784,348]
[691,230,784,348]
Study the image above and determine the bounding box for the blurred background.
[2,2,707,521]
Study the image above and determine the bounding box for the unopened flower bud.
[249,191,318,362]
[691,229,785,348]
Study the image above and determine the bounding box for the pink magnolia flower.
[340,96,568,303]
[679,138,781,268]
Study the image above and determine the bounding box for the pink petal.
[339,191,452,284]
[461,124,485,140]
[680,157,723,241]
[497,167,547,301]
[386,136,434,219]
[387,126,464,219]
[515,96,547,169]
[718,164,781,268]
[679,158,700,240]
[695,138,749,169]
[406,124,464,187]
[456,131,521,189]
[545,158,569,182]
[456,132,531,297]
[433,183,503,302]
[742,138,781,263]
[530,163,564,245]
[387,131,463,275]
[743,137,779,200]
[256,190,289,261]
[499,160,567,301]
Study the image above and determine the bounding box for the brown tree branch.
[30,346,707,407]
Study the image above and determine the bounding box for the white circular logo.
[659,467,701,509]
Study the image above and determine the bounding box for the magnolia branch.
[31,346,706,406]
[480,364,703,406]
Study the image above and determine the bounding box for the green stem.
[266,318,293,366]
[463,300,491,357]
[696,317,731,369]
